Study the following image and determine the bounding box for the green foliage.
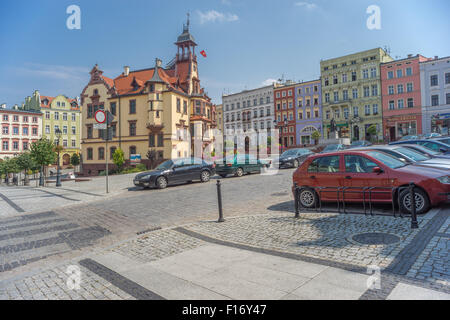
[112,148,125,172]
[311,131,321,141]
[367,124,377,136]
[3,158,20,174]
[70,153,80,166]
[16,153,35,172]
[30,139,57,167]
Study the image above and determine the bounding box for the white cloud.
[261,78,278,86]
[294,2,318,10]
[197,10,239,24]
[13,63,89,81]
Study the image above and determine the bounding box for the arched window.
[301,126,318,133]
[129,146,137,156]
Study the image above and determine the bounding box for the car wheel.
[200,170,210,182]
[293,160,299,168]
[156,176,168,189]
[298,188,318,208]
[235,168,244,177]
[399,188,430,215]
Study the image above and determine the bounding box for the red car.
[292,150,450,214]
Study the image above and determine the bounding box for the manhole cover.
[351,232,400,245]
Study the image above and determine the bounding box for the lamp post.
[55,128,62,187]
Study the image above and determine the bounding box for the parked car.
[390,139,450,154]
[293,150,450,214]
[433,137,450,145]
[400,144,450,160]
[320,144,347,153]
[422,133,442,139]
[133,157,215,189]
[399,135,419,141]
[348,140,372,149]
[277,148,314,168]
[352,145,450,170]
[214,154,270,178]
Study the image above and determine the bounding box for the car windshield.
[156,160,173,170]
[406,145,439,155]
[395,147,430,161]
[281,149,298,157]
[351,141,364,146]
[439,138,450,145]
[323,145,339,152]
[367,151,406,169]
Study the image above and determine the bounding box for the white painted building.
[0,104,43,160]
[420,56,450,135]
[222,84,275,135]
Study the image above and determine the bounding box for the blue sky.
[0,0,449,106]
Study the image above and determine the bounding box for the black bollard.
[409,182,419,229]
[294,183,299,218]
[217,180,225,223]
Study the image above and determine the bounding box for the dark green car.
[214,154,271,178]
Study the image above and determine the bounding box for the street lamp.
[55,128,62,187]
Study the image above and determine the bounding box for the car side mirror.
[372,167,383,174]
[439,148,446,153]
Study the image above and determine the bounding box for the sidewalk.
[1,206,449,300]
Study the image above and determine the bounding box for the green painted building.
[320,48,393,142]
[23,90,82,166]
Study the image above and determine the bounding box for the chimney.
[407,54,413,58]
[155,58,162,68]
[124,66,130,76]
[0,103,6,109]
[434,56,439,60]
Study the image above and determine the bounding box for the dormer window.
[149,84,155,92]
[93,89,99,96]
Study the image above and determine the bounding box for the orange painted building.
[274,82,297,150]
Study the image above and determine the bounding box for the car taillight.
[212,163,216,168]
[227,164,233,167]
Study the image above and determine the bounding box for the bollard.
[294,183,300,218]
[409,182,419,229]
[217,180,225,223]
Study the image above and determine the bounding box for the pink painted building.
[381,54,431,141]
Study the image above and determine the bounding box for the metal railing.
[294,182,419,228]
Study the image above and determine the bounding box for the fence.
[293,182,419,228]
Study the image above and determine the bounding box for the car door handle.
[345,176,352,179]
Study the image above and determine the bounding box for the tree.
[146,150,156,169]
[113,148,125,173]
[30,138,57,186]
[311,131,321,145]
[70,153,80,166]
[367,125,377,143]
[16,152,36,186]
[4,158,20,185]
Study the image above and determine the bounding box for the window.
[325,93,330,103]
[266,108,270,116]
[324,77,329,86]
[87,106,93,118]
[54,112,59,120]
[342,74,347,83]
[13,115,19,122]
[398,99,404,109]
[23,127,28,135]
[13,127,19,135]
[407,83,413,92]
[447,93,450,105]
[363,86,370,97]
[282,91,286,97]
[371,85,378,96]
[397,69,403,78]
[13,141,19,150]
[23,116,28,123]
[333,75,338,84]
[2,141,8,151]
[389,101,395,110]
[149,134,155,147]
[387,71,394,79]
[176,98,181,113]
[397,84,404,94]
[129,100,136,114]
[446,73,450,85]
[388,85,394,95]
[431,95,439,106]
[352,88,358,99]
[45,125,50,134]
[276,92,280,98]
[87,125,93,139]
[333,92,339,101]
[298,111,303,120]
[370,68,377,78]
[2,115,8,121]
[430,75,438,86]
[129,122,136,136]
[344,108,349,119]
[363,69,369,79]
[183,101,187,113]
[373,104,378,115]
[365,105,371,115]
[325,110,330,120]
[72,113,76,121]
[72,140,76,148]
[345,155,378,173]
[266,96,271,103]
[110,102,116,116]
[406,67,412,76]
[72,126,76,134]
[87,148,93,160]
[32,127,38,135]
[157,133,164,147]
[343,90,348,101]
[63,140,68,147]
[98,147,105,160]
[308,156,340,173]
[63,113,68,121]
[23,142,28,150]
[63,126,68,134]
[110,147,116,160]
[407,98,414,108]
[334,109,340,119]
[353,106,359,116]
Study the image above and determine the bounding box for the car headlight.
[437,175,450,184]
[139,174,152,180]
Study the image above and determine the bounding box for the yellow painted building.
[80,17,216,175]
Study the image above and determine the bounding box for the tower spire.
[187,12,190,30]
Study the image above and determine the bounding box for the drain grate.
[351,232,401,245]
[136,226,161,235]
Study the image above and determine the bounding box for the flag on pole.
[200,50,207,58]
